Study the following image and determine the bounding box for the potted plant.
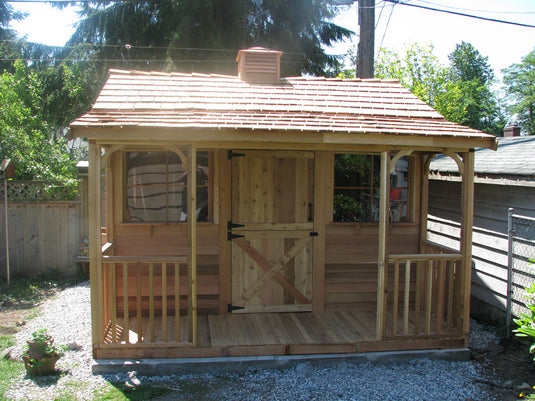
[22,329,63,376]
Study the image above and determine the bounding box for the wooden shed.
[69,47,497,359]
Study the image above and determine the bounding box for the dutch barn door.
[229,150,315,313]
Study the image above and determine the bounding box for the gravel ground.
[5,281,501,401]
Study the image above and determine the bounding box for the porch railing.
[385,243,463,338]
[100,254,188,346]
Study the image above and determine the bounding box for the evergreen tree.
[58,0,352,76]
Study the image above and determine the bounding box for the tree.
[374,42,503,135]
[0,61,78,180]
[448,42,503,136]
[375,43,458,117]
[503,49,535,135]
[59,0,352,77]
[0,0,23,40]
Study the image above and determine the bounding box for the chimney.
[503,125,521,137]
[237,47,283,84]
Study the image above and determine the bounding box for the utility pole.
[358,0,375,78]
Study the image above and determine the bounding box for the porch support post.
[419,154,434,250]
[460,151,474,344]
[187,145,198,346]
[88,141,103,352]
[376,151,390,340]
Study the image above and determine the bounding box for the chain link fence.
[507,209,535,334]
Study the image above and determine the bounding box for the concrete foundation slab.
[93,348,470,376]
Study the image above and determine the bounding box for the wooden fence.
[0,179,88,277]
[428,179,535,324]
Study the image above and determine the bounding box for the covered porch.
[92,240,466,359]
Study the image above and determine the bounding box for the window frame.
[122,149,213,224]
[332,152,413,224]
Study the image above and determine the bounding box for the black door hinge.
[228,150,245,159]
[227,221,245,230]
[228,232,245,241]
[228,304,245,312]
[310,231,318,237]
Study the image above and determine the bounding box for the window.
[333,154,409,223]
[124,151,209,223]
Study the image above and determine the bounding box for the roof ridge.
[107,69,237,79]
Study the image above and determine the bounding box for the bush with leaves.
[514,279,535,359]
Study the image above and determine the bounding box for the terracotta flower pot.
[23,353,60,376]
[27,339,54,361]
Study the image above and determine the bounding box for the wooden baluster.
[403,260,411,336]
[426,260,433,335]
[162,263,168,342]
[123,262,129,343]
[436,259,446,334]
[149,262,155,343]
[136,262,142,343]
[447,260,455,328]
[392,260,400,336]
[110,262,117,343]
[174,262,180,342]
[414,261,422,335]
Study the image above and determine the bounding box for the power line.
[0,39,349,58]
[412,0,535,15]
[379,0,395,49]
[385,0,535,29]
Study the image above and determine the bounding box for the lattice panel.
[0,180,79,202]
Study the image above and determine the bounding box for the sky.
[9,0,535,79]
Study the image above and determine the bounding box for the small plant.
[515,279,535,359]
[22,328,63,376]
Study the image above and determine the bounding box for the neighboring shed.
[429,134,535,323]
[69,47,497,360]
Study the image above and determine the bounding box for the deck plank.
[100,309,463,359]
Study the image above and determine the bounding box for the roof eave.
[69,125,496,151]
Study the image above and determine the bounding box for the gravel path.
[5,281,500,400]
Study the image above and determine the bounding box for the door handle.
[308,202,313,222]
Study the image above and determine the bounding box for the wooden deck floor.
[98,310,464,359]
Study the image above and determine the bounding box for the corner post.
[377,151,390,340]
[460,151,474,343]
[187,145,198,345]
[88,141,103,352]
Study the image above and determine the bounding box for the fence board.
[0,202,82,276]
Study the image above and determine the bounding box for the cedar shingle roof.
[70,69,496,146]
